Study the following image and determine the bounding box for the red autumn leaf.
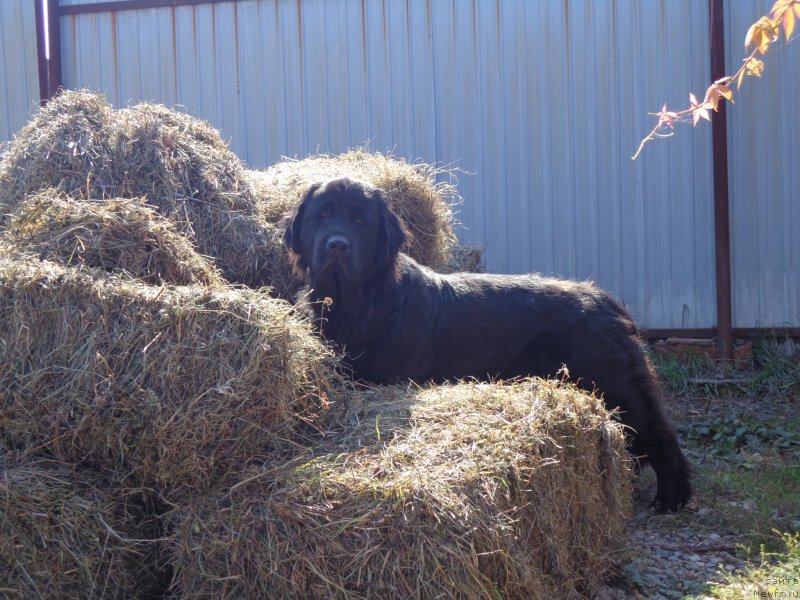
[704,81,734,110]
[689,93,713,126]
[656,102,678,130]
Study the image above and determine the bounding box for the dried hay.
[1,192,222,286]
[0,90,289,292]
[112,102,282,289]
[443,242,486,274]
[0,91,116,212]
[0,256,337,499]
[169,380,632,599]
[0,449,166,599]
[0,91,474,292]
[248,149,460,270]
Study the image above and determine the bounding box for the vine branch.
[632,0,799,160]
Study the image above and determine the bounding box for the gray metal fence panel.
[7,0,797,330]
[726,0,800,329]
[0,0,40,143]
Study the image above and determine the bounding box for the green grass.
[622,341,800,598]
[651,338,800,401]
[680,414,800,457]
[675,408,800,551]
[653,350,715,398]
[691,532,800,599]
[694,454,800,547]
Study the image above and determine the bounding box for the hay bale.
[248,149,459,270]
[0,449,166,599]
[0,256,337,499]
[111,102,282,289]
[1,192,222,286]
[0,90,288,292]
[169,380,632,599]
[0,91,116,213]
[442,242,486,274]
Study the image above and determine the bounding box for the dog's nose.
[327,236,350,253]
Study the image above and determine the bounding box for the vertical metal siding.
[54,0,718,329]
[0,1,40,143]
[726,1,800,329]
[5,0,796,329]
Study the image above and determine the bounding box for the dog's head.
[283,177,409,288]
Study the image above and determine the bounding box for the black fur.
[284,177,692,512]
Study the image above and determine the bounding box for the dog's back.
[285,178,692,511]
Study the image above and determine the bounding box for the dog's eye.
[354,216,366,225]
[317,210,330,219]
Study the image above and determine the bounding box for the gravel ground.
[594,389,794,599]
[595,493,752,599]
[621,514,749,598]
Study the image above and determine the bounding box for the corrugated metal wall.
[726,0,800,330]
[0,1,40,142]
[2,1,798,330]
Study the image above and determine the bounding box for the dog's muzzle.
[326,235,350,254]
[313,234,358,281]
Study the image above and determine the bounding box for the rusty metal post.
[34,0,63,104]
[709,0,733,360]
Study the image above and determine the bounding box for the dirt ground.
[600,346,800,599]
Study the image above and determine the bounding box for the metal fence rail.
[0,1,40,142]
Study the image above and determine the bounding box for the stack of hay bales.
[0,449,166,599]
[168,381,632,599]
[0,92,115,205]
[248,150,485,273]
[0,91,471,297]
[0,91,290,293]
[1,192,222,286]
[0,91,629,598]
[0,257,336,498]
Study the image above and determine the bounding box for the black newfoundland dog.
[284,177,691,512]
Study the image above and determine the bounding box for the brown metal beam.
[34,0,49,104]
[59,0,233,16]
[34,0,63,103]
[640,328,800,341]
[709,0,734,359]
[46,0,63,100]
[730,328,800,339]
[641,329,718,340]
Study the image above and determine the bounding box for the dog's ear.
[376,190,410,268]
[283,183,320,276]
[283,183,320,253]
